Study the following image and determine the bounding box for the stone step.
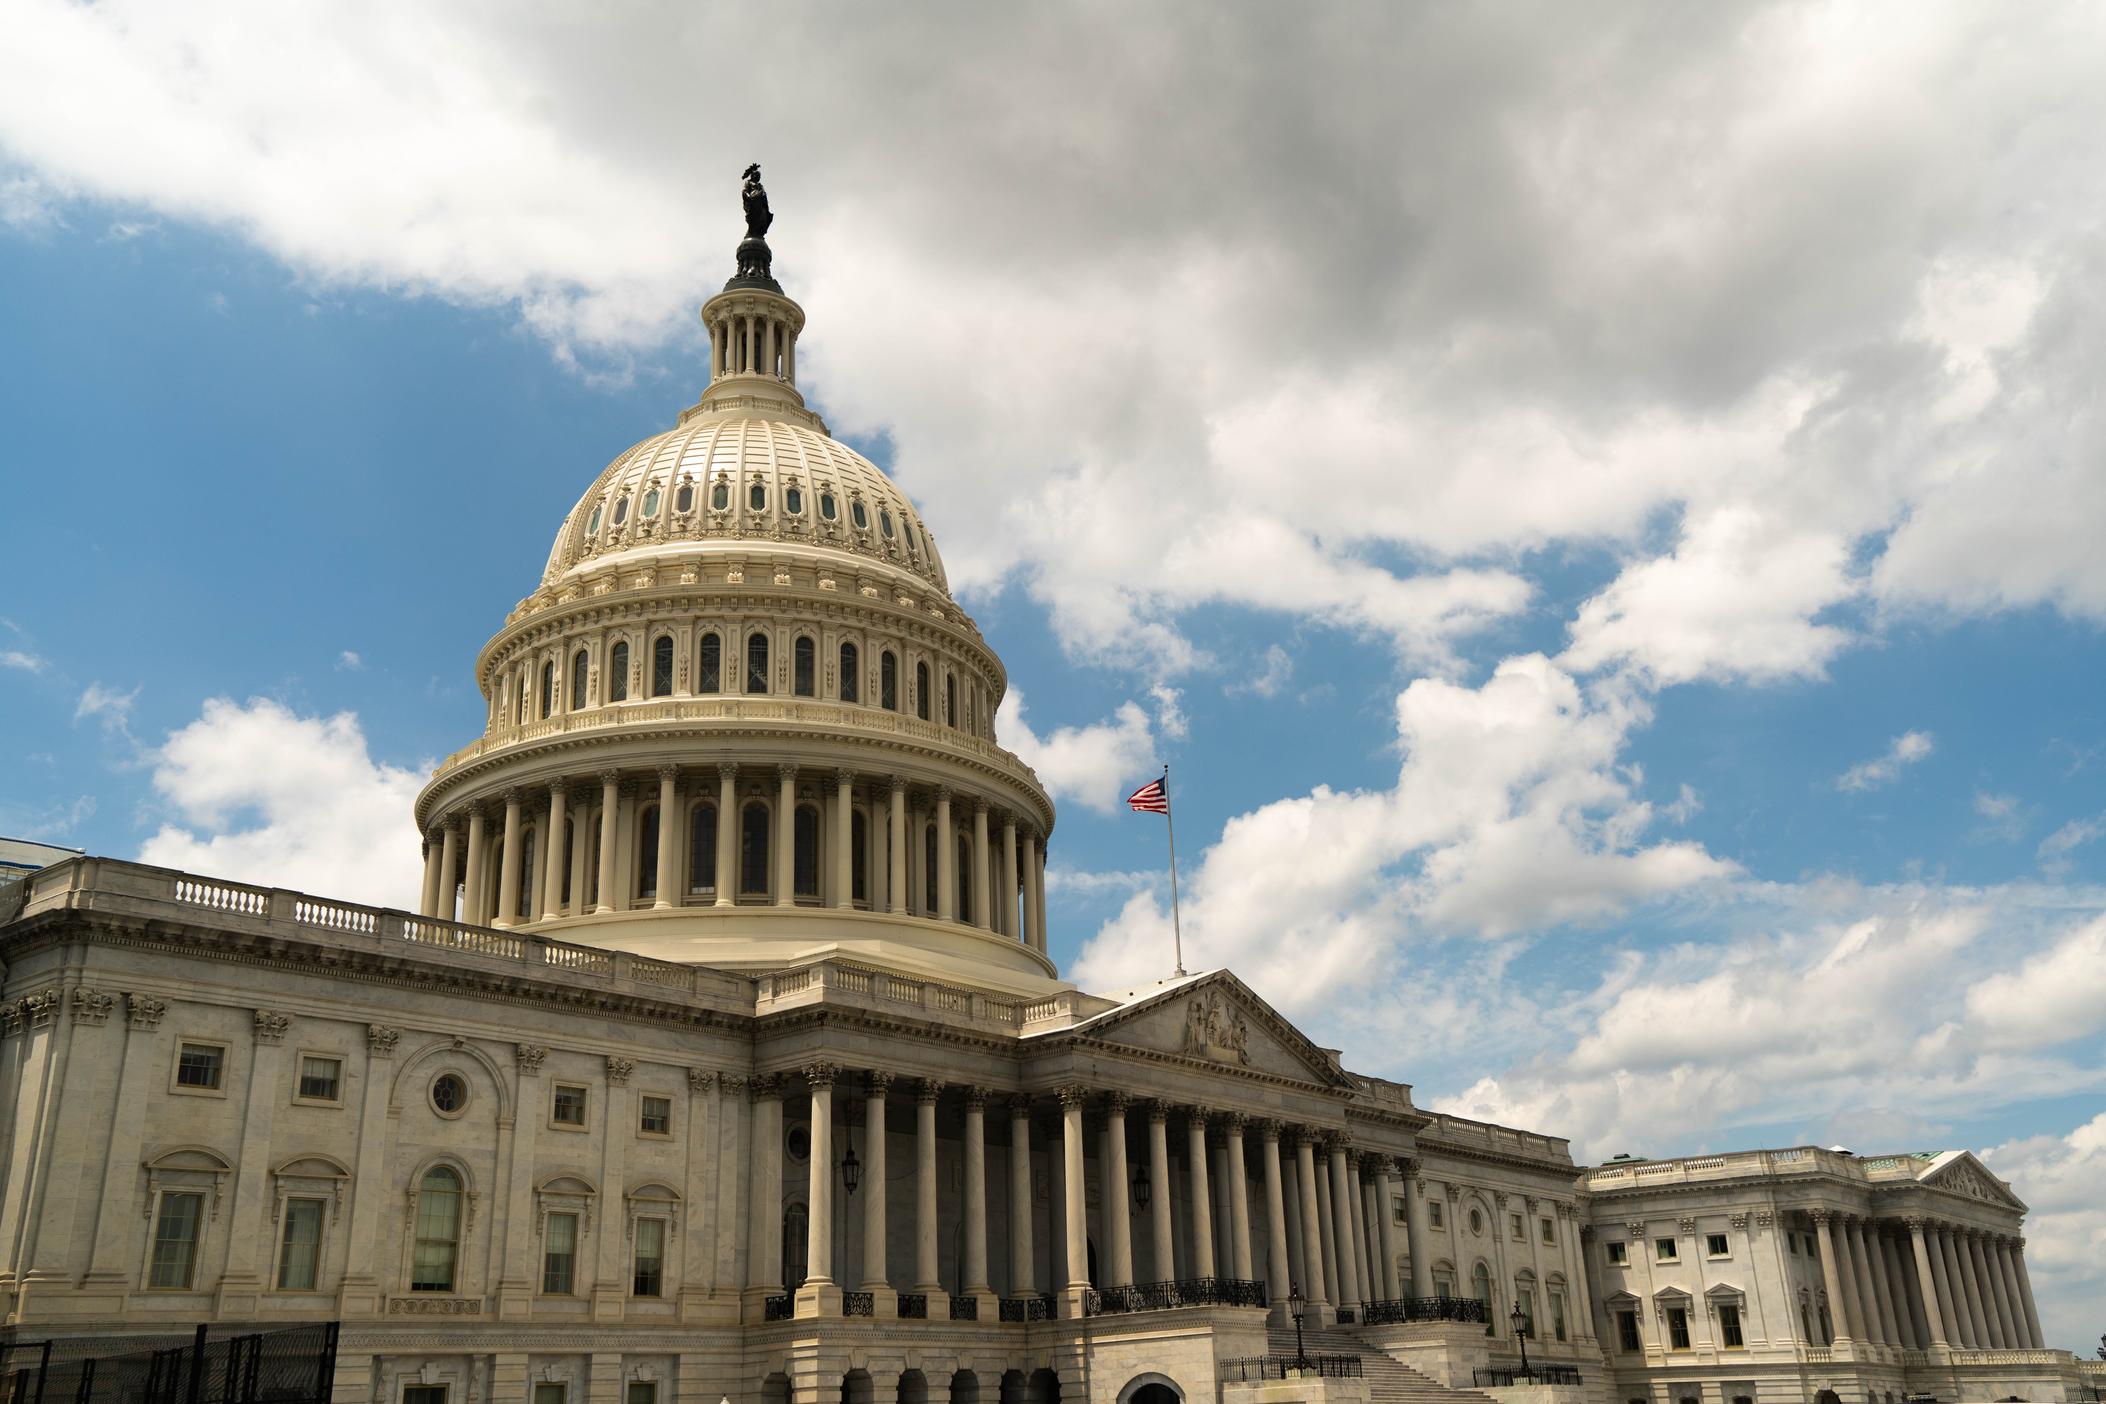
[1263,1327,1501,1404]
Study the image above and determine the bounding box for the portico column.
[1007,1097,1034,1297]
[596,770,621,913]
[914,1080,944,1301]
[1350,1157,1375,1307]
[495,788,524,926]
[1022,832,1042,949]
[1000,817,1019,939]
[419,834,442,916]
[1936,1227,1977,1346]
[963,1088,991,1298]
[971,801,992,929]
[1956,1229,1994,1346]
[746,1077,784,1304]
[935,788,956,921]
[1058,1086,1090,1316]
[1404,1160,1435,1299]
[1314,1166,1338,1305]
[1374,1158,1400,1301]
[1294,1134,1329,1312]
[1906,1217,1949,1348]
[1811,1211,1854,1345]
[1147,1102,1175,1281]
[1857,1217,1898,1344]
[1104,1095,1134,1287]
[1329,1141,1362,1311]
[1835,1212,1870,1342]
[652,766,679,910]
[1225,1114,1254,1283]
[832,769,854,908]
[713,764,738,905]
[566,787,591,914]
[1991,1235,2026,1348]
[774,764,797,905]
[1885,1230,1926,1349]
[438,821,462,921]
[1568,1212,1599,1340]
[2009,1237,2044,1348]
[802,1065,838,1293]
[1968,1231,2010,1347]
[1186,1110,1216,1277]
[1260,1121,1290,1305]
[888,780,908,914]
[861,1074,892,1299]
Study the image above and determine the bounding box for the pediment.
[1066,971,1353,1087]
[1920,1152,2027,1212]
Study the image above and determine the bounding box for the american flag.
[1126,777,1169,814]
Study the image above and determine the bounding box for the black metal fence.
[762,1294,793,1321]
[997,1296,1053,1323]
[842,1293,873,1318]
[1220,1356,1363,1381]
[2,1323,339,1404]
[1084,1277,1268,1315]
[1474,1366,1583,1387]
[1360,1295,1490,1326]
[897,1294,927,1320]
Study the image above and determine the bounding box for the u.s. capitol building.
[0,186,2092,1404]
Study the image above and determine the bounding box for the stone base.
[1057,1284,1092,1320]
[794,1279,844,1318]
[1223,1375,1371,1404]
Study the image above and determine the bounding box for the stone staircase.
[1264,1324,1500,1404]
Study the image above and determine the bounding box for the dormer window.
[674,481,694,513]
[641,487,661,518]
[711,482,730,511]
[586,504,603,534]
[819,492,838,521]
[879,509,895,539]
[850,501,869,530]
[612,496,629,526]
[749,483,767,512]
[785,486,804,515]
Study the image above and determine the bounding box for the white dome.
[541,412,951,595]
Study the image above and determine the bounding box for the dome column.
[461,807,487,924]
[566,786,592,915]
[419,834,442,918]
[971,801,992,929]
[653,766,680,910]
[775,765,797,906]
[1000,817,1019,940]
[888,781,908,915]
[714,764,739,906]
[935,788,956,921]
[436,820,461,922]
[832,769,854,909]
[595,770,620,914]
[1020,832,1042,951]
[495,789,524,927]
[541,782,569,921]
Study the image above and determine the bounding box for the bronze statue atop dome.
[729,163,780,291]
[741,163,772,239]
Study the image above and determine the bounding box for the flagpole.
[1162,763,1186,977]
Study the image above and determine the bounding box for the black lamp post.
[1289,1281,1310,1370]
[1132,1157,1151,1214]
[840,1129,861,1196]
[1510,1302,1534,1380]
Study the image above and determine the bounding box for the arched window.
[674,481,694,513]
[749,482,767,513]
[839,642,859,703]
[651,636,674,697]
[746,633,769,694]
[794,805,821,899]
[539,661,554,719]
[711,481,730,512]
[697,632,721,693]
[852,810,869,903]
[637,806,659,900]
[924,824,939,912]
[955,834,972,920]
[793,636,815,697]
[410,1167,463,1292]
[1473,1262,1494,1337]
[517,828,536,918]
[570,650,588,710]
[945,674,958,728]
[916,662,931,720]
[740,802,770,897]
[610,642,630,701]
[880,651,898,711]
[783,1204,808,1290]
[689,804,717,894]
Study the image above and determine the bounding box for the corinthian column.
[971,801,992,929]
[714,763,738,905]
[1147,1102,1175,1281]
[1906,1217,1949,1348]
[438,820,462,921]
[1260,1121,1290,1306]
[1008,1096,1035,1297]
[495,788,524,926]
[888,779,908,914]
[1329,1140,1362,1311]
[420,833,442,917]
[1186,1110,1216,1277]
[596,769,620,913]
[1226,1113,1254,1282]
[1000,816,1019,938]
[1404,1160,1434,1299]
[2010,1237,2044,1348]
[832,769,854,908]
[963,1087,992,1300]
[775,764,797,906]
[1373,1157,1399,1301]
[1968,1231,2009,1347]
[652,766,679,910]
[914,1080,945,1307]
[1104,1095,1134,1287]
[799,1065,839,1311]
[1058,1086,1090,1317]
[861,1074,893,1306]
[935,788,956,921]
[1811,1210,1853,1345]
[1294,1133,1329,1315]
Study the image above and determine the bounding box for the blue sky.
[3,0,2103,1346]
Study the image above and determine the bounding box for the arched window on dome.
[851,500,869,531]
[945,674,958,729]
[923,824,939,913]
[642,486,661,518]
[711,481,730,512]
[838,642,859,704]
[793,636,816,697]
[749,482,767,513]
[610,642,631,702]
[955,833,972,921]
[794,805,821,901]
[570,650,588,710]
[637,805,659,902]
[819,492,838,522]
[746,633,770,694]
[697,632,721,693]
[915,662,931,721]
[517,827,537,920]
[785,486,804,516]
[851,809,869,904]
[688,803,717,895]
[410,1166,463,1292]
[880,651,898,711]
[612,495,629,526]
[651,635,674,698]
[740,802,770,898]
[539,661,554,719]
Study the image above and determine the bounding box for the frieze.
[385,1296,486,1316]
[1180,989,1251,1067]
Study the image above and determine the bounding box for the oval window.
[749,483,767,512]
[711,482,730,511]
[641,487,661,518]
[786,1125,812,1163]
[431,1073,468,1116]
[1469,1209,1484,1235]
[851,501,869,530]
[785,486,803,515]
[586,504,602,534]
[879,509,895,538]
[612,496,630,526]
[819,492,838,521]
[674,481,694,513]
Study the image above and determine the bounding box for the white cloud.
[1836,730,1935,792]
[1979,1112,2106,1352]
[136,697,426,908]
[1966,911,2106,1050]
[1227,644,1295,700]
[336,650,364,672]
[0,649,45,674]
[0,172,63,232]
[997,689,1170,816]
[73,682,139,743]
[1972,790,2024,843]
[2036,813,2103,874]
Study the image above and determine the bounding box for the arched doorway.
[998,1371,1026,1404]
[951,1372,981,1404]
[1026,1369,1061,1404]
[896,1371,928,1404]
[1116,1379,1180,1404]
[761,1376,791,1404]
[841,1371,874,1404]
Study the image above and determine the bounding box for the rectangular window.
[1552,1291,1567,1342]
[1655,1236,1679,1262]
[1541,1217,1556,1245]
[639,1095,672,1136]
[1393,1196,1408,1226]
[1707,1232,1731,1258]
[626,1386,656,1404]
[276,1198,324,1290]
[1510,1212,1525,1240]
[148,1191,204,1289]
[296,1055,341,1102]
[175,1043,224,1090]
[542,1212,578,1294]
[1668,1306,1691,1350]
[533,1386,565,1404]
[633,1218,665,1297]
[1788,1232,1799,1255]
[1617,1310,1641,1352]
[1720,1303,1744,1348]
[1606,1240,1628,1265]
[552,1085,588,1127]
[1433,1271,1454,1296]
[1428,1201,1443,1229]
[403,1389,447,1404]
[1517,1288,1534,1334]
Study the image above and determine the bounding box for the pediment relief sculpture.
[1181,989,1251,1067]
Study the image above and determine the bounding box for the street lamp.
[840,1128,861,1196]
[1288,1281,1310,1371]
[1132,1158,1151,1213]
[1510,1302,1534,1380]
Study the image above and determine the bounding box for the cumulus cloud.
[137,697,425,908]
[1979,1112,2106,1352]
[998,688,1176,815]
[1836,730,1934,792]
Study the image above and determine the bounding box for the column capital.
[917,1078,946,1105]
[567,783,595,807]
[750,1072,782,1100]
[687,1067,715,1093]
[1394,1154,1418,1177]
[866,1070,895,1096]
[834,766,855,786]
[606,1056,635,1086]
[804,1062,840,1089]
[1626,1220,1649,1239]
[1810,1208,1835,1227]
[963,1085,990,1110]
[777,762,798,783]
[657,762,680,782]
[1055,1084,1090,1109]
[716,760,739,781]
[599,767,622,787]
[502,786,523,805]
[1103,1091,1132,1114]
[1256,1117,1284,1142]
[1147,1099,1172,1125]
[889,776,908,797]
[934,784,953,804]
[1223,1110,1250,1132]
[973,798,991,817]
[1007,1093,1033,1117]
[1185,1106,1210,1130]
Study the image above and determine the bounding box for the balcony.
[1360,1296,1490,1326]
[1084,1277,1268,1315]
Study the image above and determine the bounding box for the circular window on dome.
[851,500,869,531]
[711,482,730,512]
[879,509,895,539]
[674,481,695,513]
[749,483,767,512]
[612,495,629,526]
[641,487,661,518]
[819,492,838,521]
[430,1073,468,1118]
[786,1124,811,1163]
[785,486,803,515]
[586,504,603,535]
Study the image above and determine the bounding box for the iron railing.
[897,1294,928,1319]
[1084,1277,1268,1315]
[843,1293,873,1318]
[1221,1356,1363,1381]
[1475,1367,1583,1387]
[1360,1295,1490,1326]
[949,1297,979,1321]
[1335,1307,1356,1324]
[998,1296,1054,1322]
[763,1294,793,1321]
[3,1323,339,1404]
